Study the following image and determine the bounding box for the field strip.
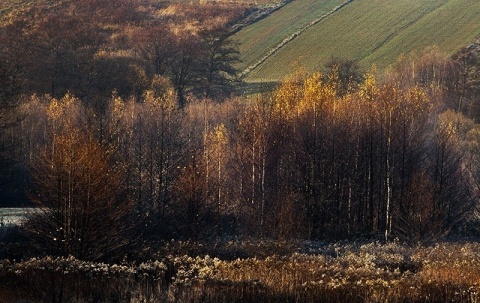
[229,0,293,34]
[367,1,448,58]
[239,0,354,79]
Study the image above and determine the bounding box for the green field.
[233,0,346,74]
[236,0,480,82]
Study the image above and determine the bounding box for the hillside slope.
[237,0,480,82]
[233,0,346,75]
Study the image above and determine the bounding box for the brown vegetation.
[3,47,477,256]
[2,242,480,302]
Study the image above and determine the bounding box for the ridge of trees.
[0,0,245,106]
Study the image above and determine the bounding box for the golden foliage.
[144,75,177,111]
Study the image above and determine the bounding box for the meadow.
[2,240,480,302]
[233,0,345,77]
[236,0,480,82]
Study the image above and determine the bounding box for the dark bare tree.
[26,129,134,260]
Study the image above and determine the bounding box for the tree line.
[0,0,244,106]
[0,47,477,261]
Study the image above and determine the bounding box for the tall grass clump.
[2,241,480,302]
[0,256,169,303]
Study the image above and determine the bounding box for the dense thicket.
[4,49,479,261]
[0,0,244,207]
[4,243,480,303]
[0,0,242,104]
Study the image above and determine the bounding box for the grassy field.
[237,0,480,82]
[232,0,346,75]
[362,0,480,67]
[3,241,480,302]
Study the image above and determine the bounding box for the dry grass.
[2,241,480,302]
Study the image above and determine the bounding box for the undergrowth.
[2,241,480,302]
